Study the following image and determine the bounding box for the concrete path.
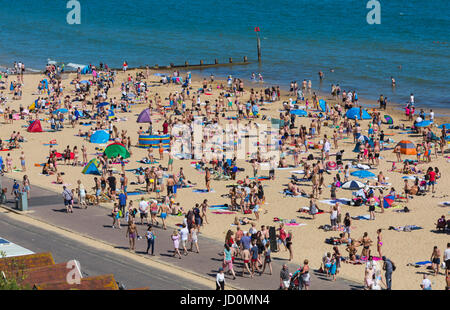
[0,175,362,290]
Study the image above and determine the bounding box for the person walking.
[382,256,396,290]
[62,185,73,213]
[222,244,236,280]
[171,230,182,259]
[145,225,155,256]
[216,267,225,290]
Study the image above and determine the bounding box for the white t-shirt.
[444,248,450,261]
[180,227,189,241]
[324,141,331,153]
[430,111,434,121]
[139,200,149,214]
[421,278,431,289]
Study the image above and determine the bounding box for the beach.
[0,67,449,290]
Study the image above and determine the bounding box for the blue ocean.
[0,0,449,107]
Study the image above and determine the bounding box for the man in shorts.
[138,197,149,225]
[179,224,189,256]
[280,264,290,290]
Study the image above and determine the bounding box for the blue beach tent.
[90,130,110,144]
[319,99,327,112]
[346,107,371,120]
[82,158,101,175]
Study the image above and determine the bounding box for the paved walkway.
[0,175,362,290]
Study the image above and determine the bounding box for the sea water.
[0,0,448,107]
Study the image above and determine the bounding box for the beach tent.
[346,107,371,120]
[27,120,43,133]
[289,109,307,117]
[350,170,376,179]
[137,108,152,123]
[415,120,433,128]
[341,180,365,190]
[82,158,101,175]
[384,115,394,125]
[319,99,327,112]
[90,130,110,144]
[138,134,170,149]
[104,143,130,159]
[53,108,68,114]
[383,195,395,208]
[80,66,91,75]
[438,123,450,129]
[396,140,417,155]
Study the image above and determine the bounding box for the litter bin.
[17,191,28,211]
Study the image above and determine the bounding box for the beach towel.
[438,201,450,207]
[319,198,351,205]
[285,223,307,227]
[126,191,146,196]
[291,170,305,174]
[389,225,423,232]
[209,205,229,210]
[409,261,432,267]
[192,189,215,193]
[211,211,236,215]
[352,214,371,220]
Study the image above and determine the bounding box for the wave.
[67,63,87,69]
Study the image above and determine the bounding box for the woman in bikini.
[200,199,209,225]
[376,229,383,258]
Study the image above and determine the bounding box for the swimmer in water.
[391,76,396,87]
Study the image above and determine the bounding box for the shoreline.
[4,62,450,119]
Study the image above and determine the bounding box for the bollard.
[244,56,248,63]
[18,191,28,211]
[229,57,233,63]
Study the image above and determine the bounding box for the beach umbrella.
[137,108,152,123]
[415,120,433,128]
[396,140,417,155]
[383,195,395,208]
[350,170,376,179]
[104,143,130,159]
[341,180,365,190]
[289,109,307,117]
[346,107,371,120]
[326,161,337,170]
[438,123,450,129]
[384,115,394,124]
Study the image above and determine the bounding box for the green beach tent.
[104,142,130,159]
